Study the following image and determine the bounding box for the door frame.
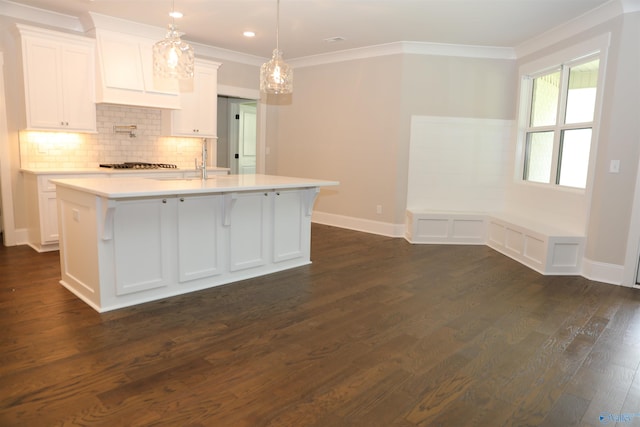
[217,84,265,174]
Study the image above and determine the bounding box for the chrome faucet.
[195,138,207,180]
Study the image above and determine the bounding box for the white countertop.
[52,174,339,199]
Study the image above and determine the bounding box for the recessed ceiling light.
[169,11,183,19]
[243,31,256,38]
[324,36,345,43]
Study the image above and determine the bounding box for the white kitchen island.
[53,174,338,312]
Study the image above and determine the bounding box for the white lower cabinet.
[113,197,176,296]
[272,189,307,263]
[228,191,269,272]
[24,172,107,252]
[177,194,224,282]
[228,189,310,270]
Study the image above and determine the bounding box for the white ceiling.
[6,0,614,59]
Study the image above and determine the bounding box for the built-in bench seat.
[405,209,585,275]
[405,210,487,245]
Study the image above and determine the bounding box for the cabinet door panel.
[40,192,59,244]
[273,190,305,262]
[61,45,96,131]
[114,198,173,295]
[229,192,268,271]
[178,195,223,282]
[23,39,63,128]
[163,59,218,137]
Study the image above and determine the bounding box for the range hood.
[82,12,181,110]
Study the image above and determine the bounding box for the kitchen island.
[53,174,338,312]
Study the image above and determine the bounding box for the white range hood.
[82,12,181,110]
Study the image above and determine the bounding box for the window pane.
[524,131,554,183]
[558,128,592,188]
[565,59,599,124]
[530,71,560,127]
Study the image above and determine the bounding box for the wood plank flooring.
[3,224,640,426]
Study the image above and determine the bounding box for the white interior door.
[228,100,257,175]
[237,103,257,174]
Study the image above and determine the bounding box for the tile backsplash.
[20,104,212,169]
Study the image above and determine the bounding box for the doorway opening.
[217,96,257,175]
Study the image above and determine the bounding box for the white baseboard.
[582,257,625,286]
[312,211,404,238]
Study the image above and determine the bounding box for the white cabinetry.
[162,59,221,137]
[228,189,312,271]
[177,195,225,282]
[93,28,180,109]
[18,25,96,132]
[228,192,270,272]
[113,197,176,295]
[24,173,106,252]
[272,189,308,263]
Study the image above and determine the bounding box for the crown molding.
[401,41,516,60]
[189,42,266,67]
[515,0,624,58]
[290,41,515,68]
[289,43,404,68]
[81,12,165,39]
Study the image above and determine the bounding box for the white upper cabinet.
[162,59,221,137]
[18,25,97,132]
[94,29,180,109]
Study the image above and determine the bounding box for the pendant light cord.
[276,0,280,52]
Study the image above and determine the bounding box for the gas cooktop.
[99,162,178,169]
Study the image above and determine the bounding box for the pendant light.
[153,0,194,80]
[260,0,293,94]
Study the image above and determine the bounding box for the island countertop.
[52,174,339,199]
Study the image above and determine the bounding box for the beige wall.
[586,12,640,265]
[271,54,516,226]
[272,55,404,224]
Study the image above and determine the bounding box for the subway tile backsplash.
[20,104,209,169]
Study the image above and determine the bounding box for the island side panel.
[57,186,102,311]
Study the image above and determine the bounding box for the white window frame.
[514,34,610,192]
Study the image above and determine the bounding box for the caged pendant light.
[260,0,293,95]
[153,0,194,80]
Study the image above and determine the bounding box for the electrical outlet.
[610,160,620,173]
[376,205,383,215]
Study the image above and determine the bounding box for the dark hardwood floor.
[2,224,640,426]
